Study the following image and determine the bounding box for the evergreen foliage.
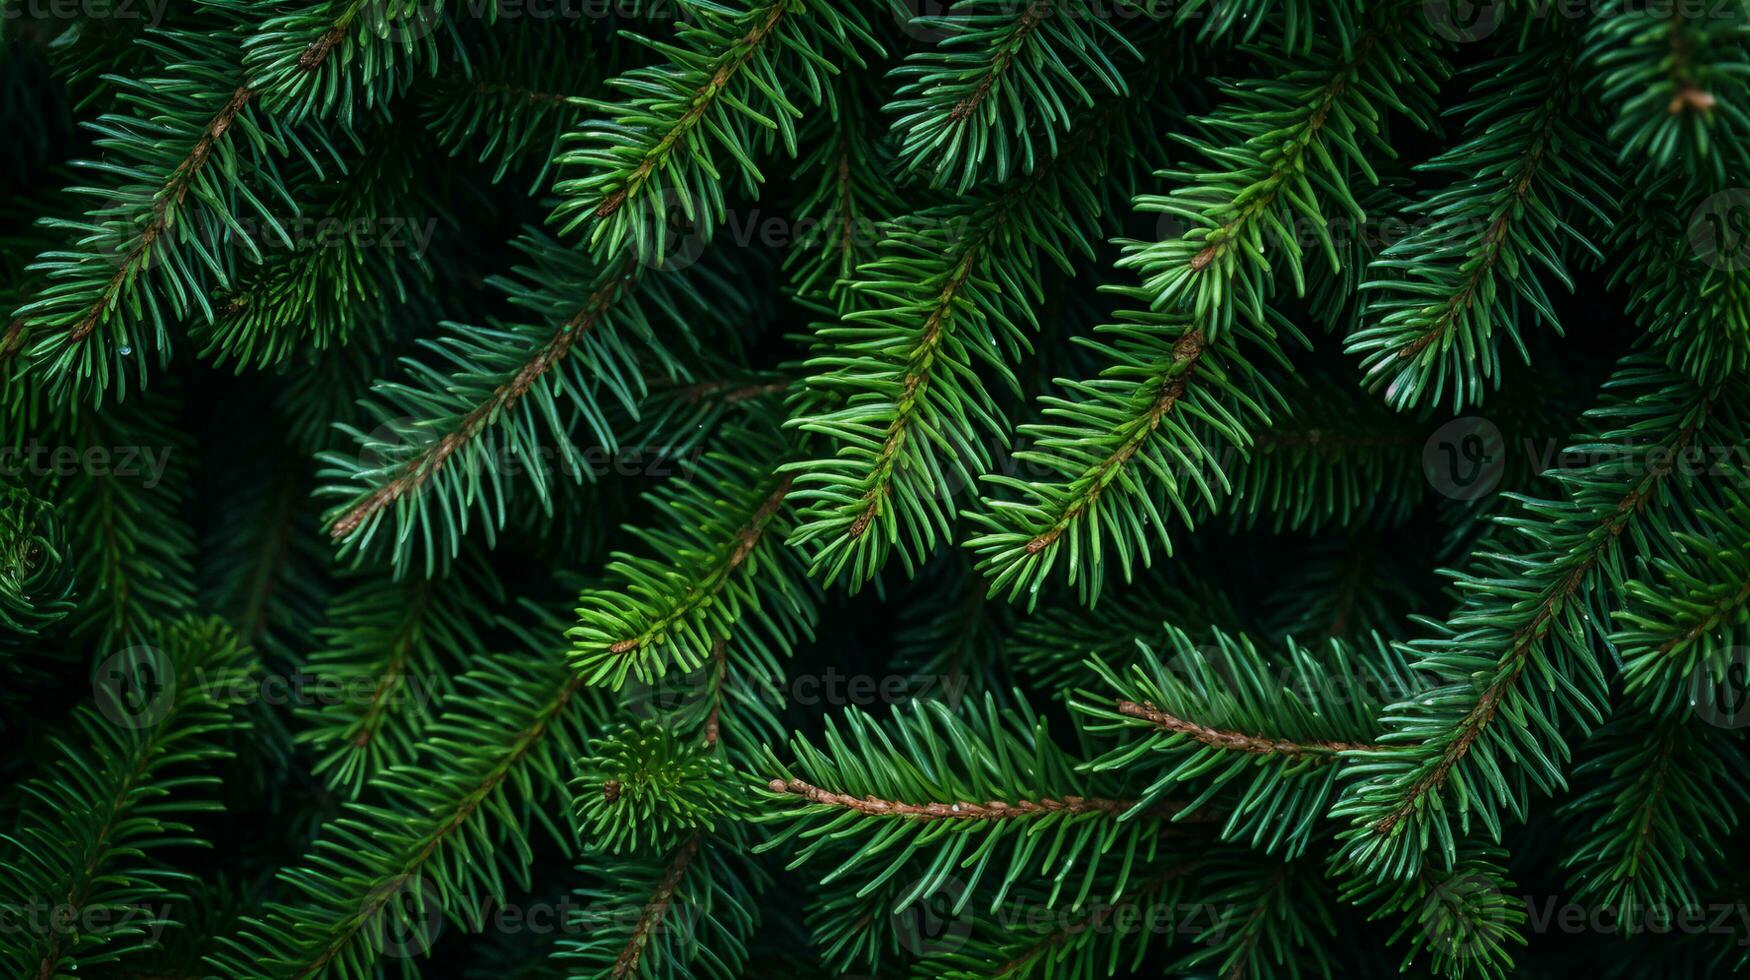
[2,0,1749,978]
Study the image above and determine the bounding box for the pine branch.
[1076,624,1412,857]
[9,5,1750,978]
[0,484,76,644]
[1005,564,1248,690]
[1171,0,1334,52]
[548,0,878,268]
[294,552,506,796]
[208,620,610,979]
[1119,10,1441,341]
[964,313,1291,606]
[886,553,1012,699]
[2,0,180,107]
[783,76,914,309]
[1557,718,1748,914]
[1262,533,1424,643]
[1612,474,1750,714]
[756,694,1203,917]
[884,0,1141,193]
[1170,855,1335,980]
[0,618,251,979]
[1330,357,1747,879]
[967,11,1441,604]
[560,833,767,980]
[420,25,602,191]
[561,661,769,980]
[785,62,1172,590]
[1224,372,1426,534]
[1607,172,1750,383]
[222,0,460,122]
[192,121,441,372]
[1339,843,1527,980]
[1583,0,1750,182]
[913,860,1194,980]
[569,417,815,690]
[49,388,197,653]
[573,723,743,856]
[14,13,357,405]
[318,240,747,576]
[1346,32,1615,412]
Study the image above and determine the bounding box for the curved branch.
[765,776,1208,822]
[611,834,703,980]
[1116,699,1381,758]
[1370,400,1711,837]
[288,674,587,978]
[328,261,637,540]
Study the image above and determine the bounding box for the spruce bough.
[1,1,1748,978]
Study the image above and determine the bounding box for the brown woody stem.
[1116,700,1380,757]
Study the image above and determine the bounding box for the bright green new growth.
[4,1,1750,979]
[574,721,746,853]
[0,484,75,640]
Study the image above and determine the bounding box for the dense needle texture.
[1,1,1748,978]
